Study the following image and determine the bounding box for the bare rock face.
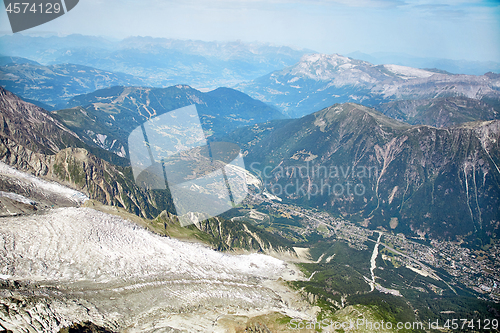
[0,87,174,218]
[0,87,81,154]
[58,322,115,333]
[245,322,272,333]
[0,138,174,219]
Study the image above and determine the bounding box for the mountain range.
[377,96,500,128]
[53,85,284,157]
[1,38,499,252]
[226,103,500,244]
[0,87,294,255]
[0,61,144,109]
[3,78,499,244]
[3,41,500,131]
[347,51,500,76]
[1,34,500,332]
[237,53,500,120]
[1,81,500,331]
[0,34,311,90]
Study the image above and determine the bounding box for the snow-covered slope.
[382,64,435,79]
[0,161,88,208]
[0,205,311,332]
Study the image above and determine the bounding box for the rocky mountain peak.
[291,53,366,81]
[299,53,352,65]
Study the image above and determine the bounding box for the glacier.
[0,163,314,332]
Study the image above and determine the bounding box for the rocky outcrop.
[0,137,174,218]
[58,322,115,333]
[155,210,296,255]
[244,322,272,333]
[0,88,174,218]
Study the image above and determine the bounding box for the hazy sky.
[1,0,499,62]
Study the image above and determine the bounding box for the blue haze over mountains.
[2,34,500,154]
[0,34,312,92]
[2,34,499,114]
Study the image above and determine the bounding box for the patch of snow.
[292,54,355,81]
[263,190,282,201]
[339,63,354,70]
[96,134,107,145]
[301,54,323,63]
[383,64,434,79]
[325,254,336,263]
[117,146,127,158]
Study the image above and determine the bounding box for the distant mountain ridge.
[347,51,500,76]
[0,61,144,109]
[237,53,500,119]
[0,55,40,66]
[378,96,500,128]
[4,36,499,130]
[0,34,312,90]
